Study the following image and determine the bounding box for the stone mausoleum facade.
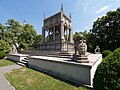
[40,4,74,52]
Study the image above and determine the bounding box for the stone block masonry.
[28,53,102,88]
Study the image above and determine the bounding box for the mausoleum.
[40,4,74,52]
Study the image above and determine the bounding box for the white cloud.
[96,5,109,14]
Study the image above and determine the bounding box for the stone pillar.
[40,27,45,44]
[48,29,50,42]
[61,11,64,42]
[53,26,56,42]
[61,24,64,42]
[66,29,69,41]
[69,29,73,43]
[44,29,46,43]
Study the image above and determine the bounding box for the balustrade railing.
[39,42,74,52]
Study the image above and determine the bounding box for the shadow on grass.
[27,66,93,90]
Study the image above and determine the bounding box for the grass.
[0,59,15,67]
[5,67,89,90]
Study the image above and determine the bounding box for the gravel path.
[0,65,22,90]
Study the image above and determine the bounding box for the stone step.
[22,51,74,58]
[43,55,72,58]
[20,60,28,64]
[77,60,89,63]
[24,57,29,60]
[22,59,29,62]
[29,51,73,56]
[57,56,72,58]
[17,62,26,66]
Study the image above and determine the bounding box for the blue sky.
[0,0,120,34]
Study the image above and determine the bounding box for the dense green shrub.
[0,51,6,59]
[0,39,10,53]
[93,48,120,90]
[102,50,112,58]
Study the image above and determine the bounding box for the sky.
[0,0,120,34]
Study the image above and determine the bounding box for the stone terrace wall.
[28,56,94,87]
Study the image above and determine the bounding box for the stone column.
[69,29,73,43]
[61,23,64,42]
[53,26,56,42]
[66,28,69,41]
[48,29,50,42]
[60,11,64,42]
[43,29,45,43]
[40,27,45,44]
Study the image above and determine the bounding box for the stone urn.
[77,40,87,55]
[72,34,89,63]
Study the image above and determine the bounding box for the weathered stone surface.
[72,34,89,63]
[94,46,101,54]
[40,4,74,52]
[28,53,102,87]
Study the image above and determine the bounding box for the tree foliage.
[18,24,37,51]
[93,48,120,90]
[33,34,42,49]
[6,19,21,50]
[0,23,10,53]
[0,23,5,38]
[102,50,112,58]
[0,39,10,53]
[73,32,80,44]
[90,7,120,52]
[0,19,39,52]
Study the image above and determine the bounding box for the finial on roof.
[69,13,72,18]
[61,3,63,11]
[44,13,46,19]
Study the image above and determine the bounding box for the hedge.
[102,50,112,58]
[93,48,120,90]
[0,51,6,59]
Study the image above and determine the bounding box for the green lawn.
[5,67,89,90]
[0,59,15,67]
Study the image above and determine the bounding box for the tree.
[5,19,37,52]
[0,23,11,53]
[0,39,10,53]
[6,19,22,52]
[18,24,37,51]
[33,34,42,49]
[90,7,120,52]
[0,23,5,40]
[82,30,95,52]
[73,32,80,43]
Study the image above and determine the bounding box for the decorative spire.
[69,13,72,18]
[61,3,63,11]
[44,13,46,19]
